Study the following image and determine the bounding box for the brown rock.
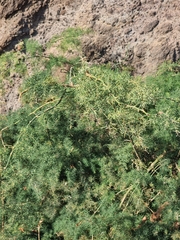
[0,0,49,51]
[0,0,180,77]
[0,0,28,18]
[135,44,148,58]
[158,22,173,34]
[1,0,180,114]
[143,19,159,33]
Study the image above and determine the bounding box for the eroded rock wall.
[0,0,180,75]
[75,0,180,75]
[0,0,48,51]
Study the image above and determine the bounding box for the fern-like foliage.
[0,30,180,239]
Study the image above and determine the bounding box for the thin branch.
[29,99,58,116]
[37,219,43,240]
[126,104,148,116]
[123,187,136,211]
[119,185,133,209]
[150,159,168,176]
[149,191,161,203]
[0,120,20,148]
[130,137,145,170]
[28,89,67,126]
[18,88,30,100]
[175,163,180,173]
[147,151,166,172]
[108,94,148,116]
[4,90,67,170]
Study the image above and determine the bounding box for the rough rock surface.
[0,75,23,114]
[0,0,180,113]
[1,0,180,75]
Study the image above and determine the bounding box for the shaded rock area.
[0,0,180,113]
[0,75,23,114]
[0,0,48,50]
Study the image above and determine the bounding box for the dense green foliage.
[0,32,180,239]
[24,39,43,57]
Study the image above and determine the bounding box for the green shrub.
[24,39,43,57]
[0,37,180,239]
[0,51,27,80]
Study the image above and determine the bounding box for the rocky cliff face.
[0,0,180,75]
